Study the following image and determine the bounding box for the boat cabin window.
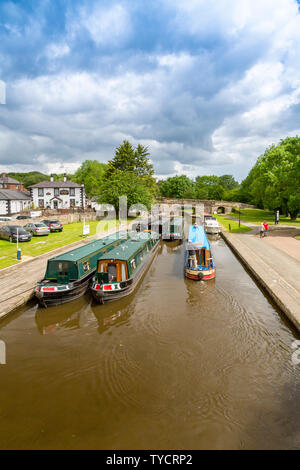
[64,263,68,275]
[188,251,198,268]
[58,262,63,275]
[130,259,136,271]
[99,262,105,272]
[121,263,126,281]
[107,263,117,281]
[83,260,90,273]
[57,262,68,278]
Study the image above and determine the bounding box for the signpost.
[30,211,42,218]
[82,218,90,237]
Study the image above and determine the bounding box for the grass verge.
[0,219,131,270]
[215,214,252,233]
[228,208,300,226]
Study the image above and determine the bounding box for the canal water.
[0,237,299,450]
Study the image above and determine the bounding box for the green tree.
[74,160,107,198]
[105,140,156,195]
[241,137,300,219]
[7,171,49,189]
[219,174,239,190]
[159,175,195,198]
[98,170,153,212]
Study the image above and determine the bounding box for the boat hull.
[91,242,160,303]
[185,267,216,281]
[35,273,94,307]
[204,227,221,234]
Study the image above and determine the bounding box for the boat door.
[98,260,128,282]
[57,261,70,284]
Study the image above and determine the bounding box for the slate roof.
[0,176,22,184]
[50,231,129,263]
[97,232,159,261]
[30,180,82,188]
[0,190,31,201]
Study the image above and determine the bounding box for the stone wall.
[0,210,98,228]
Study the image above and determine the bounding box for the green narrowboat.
[34,231,129,307]
[90,231,160,303]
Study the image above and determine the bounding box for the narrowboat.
[184,224,216,281]
[34,231,129,307]
[161,216,184,241]
[90,231,160,303]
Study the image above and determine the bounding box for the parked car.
[16,215,31,220]
[41,219,63,232]
[24,222,50,236]
[0,225,32,242]
[0,216,13,221]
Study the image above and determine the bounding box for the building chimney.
[63,173,67,182]
[50,174,54,182]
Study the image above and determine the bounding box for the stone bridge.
[154,198,255,215]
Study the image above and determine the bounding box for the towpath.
[222,230,300,331]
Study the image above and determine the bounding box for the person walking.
[260,222,265,238]
[263,221,269,236]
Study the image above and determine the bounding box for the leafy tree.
[195,175,220,187]
[98,170,153,212]
[74,160,107,198]
[195,185,209,200]
[7,171,49,189]
[159,175,195,199]
[219,174,239,190]
[209,184,225,200]
[241,137,300,219]
[105,140,156,195]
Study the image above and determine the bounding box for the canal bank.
[0,223,131,321]
[221,230,300,332]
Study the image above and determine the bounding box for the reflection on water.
[0,238,299,450]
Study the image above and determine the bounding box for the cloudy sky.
[1,0,300,181]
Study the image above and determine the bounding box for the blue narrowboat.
[184,224,216,280]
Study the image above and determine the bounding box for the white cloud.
[45,43,70,59]
[2,0,300,180]
[68,2,131,47]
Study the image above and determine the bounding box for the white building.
[0,189,31,215]
[30,174,85,210]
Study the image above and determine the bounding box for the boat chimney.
[50,174,54,182]
[63,173,67,182]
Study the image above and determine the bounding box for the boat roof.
[49,231,129,263]
[97,232,159,262]
[187,225,210,250]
